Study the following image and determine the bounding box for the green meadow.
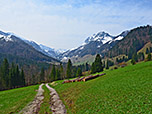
[0,61,151,114]
[52,61,152,114]
[0,85,38,114]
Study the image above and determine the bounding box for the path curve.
[19,83,44,114]
[46,83,67,114]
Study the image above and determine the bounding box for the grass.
[0,85,39,114]
[39,85,52,114]
[52,61,152,114]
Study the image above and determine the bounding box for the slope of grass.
[0,85,38,114]
[138,42,152,54]
[39,85,52,114]
[53,61,152,114]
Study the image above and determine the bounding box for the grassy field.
[52,61,152,114]
[39,85,52,114]
[0,85,38,114]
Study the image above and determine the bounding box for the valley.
[0,25,152,114]
[0,0,152,113]
[0,61,151,113]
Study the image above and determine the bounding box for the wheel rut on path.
[46,83,67,114]
[19,84,44,114]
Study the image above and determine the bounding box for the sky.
[0,0,152,49]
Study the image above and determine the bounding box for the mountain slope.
[0,31,62,59]
[24,40,60,59]
[60,31,129,63]
[0,31,60,63]
[107,25,152,58]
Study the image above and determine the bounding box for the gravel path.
[19,84,44,114]
[46,83,67,114]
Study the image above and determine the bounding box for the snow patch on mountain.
[0,30,64,59]
[97,45,101,48]
[60,30,129,61]
[79,46,84,50]
[4,35,13,42]
[0,34,4,38]
[114,36,123,41]
[85,31,114,44]
[56,49,67,54]
[0,34,14,42]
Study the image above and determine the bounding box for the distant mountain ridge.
[0,30,64,59]
[0,30,60,63]
[1,25,150,65]
[60,30,129,62]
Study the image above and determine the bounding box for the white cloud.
[0,0,152,49]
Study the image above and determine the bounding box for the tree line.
[1,50,151,91]
[0,58,25,91]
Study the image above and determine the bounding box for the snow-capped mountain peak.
[85,31,114,44]
[60,30,129,62]
[0,30,64,59]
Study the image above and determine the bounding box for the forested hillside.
[107,25,152,58]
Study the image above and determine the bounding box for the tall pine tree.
[76,68,82,78]
[60,63,64,79]
[56,69,61,80]
[2,58,9,88]
[40,67,45,83]
[51,65,56,81]
[20,68,25,86]
[66,59,72,79]
[91,54,103,74]
[15,65,20,87]
[147,53,152,61]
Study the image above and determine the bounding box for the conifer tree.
[66,59,72,79]
[0,59,26,90]
[40,67,45,82]
[116,58,119,63]
[8,68,13,88]
[146,48,150,54]
[15,65,20,86]
[72,67,77,78]
[1,58,9,88]
[131,58,136,65]
[105,60,109,69]
[51,65,56,81]
[76,68,82,78]
[147,53,151,61]
[85,62,89,71]
[56,69,61,80]
[91,54,103,74]
[60,63,64,79]
[150,47,152,53]
[20,68,25,86]
[11,62,16,88]
[32,74,36,84]
[102,61,105,69]
[138,52,145,61]
[132,53,138,62]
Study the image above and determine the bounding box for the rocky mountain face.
[60,30,129,62]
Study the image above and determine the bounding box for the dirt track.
[19,84,44,114]
[46,83,67,114]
